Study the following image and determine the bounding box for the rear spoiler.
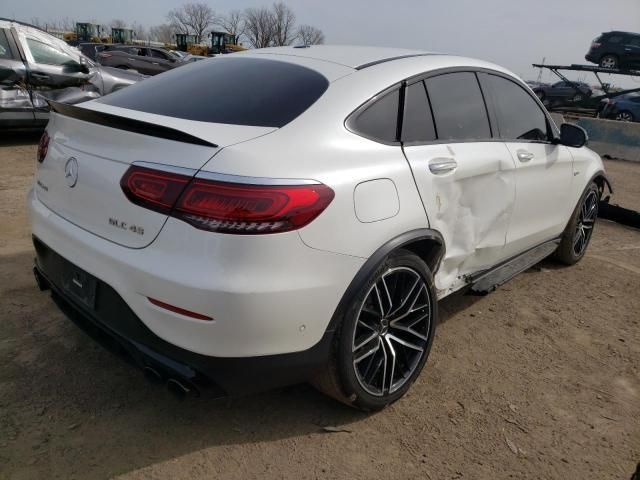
[48,101,218,148]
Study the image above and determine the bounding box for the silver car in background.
[0,18,145,129]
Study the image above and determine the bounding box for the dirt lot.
[1,133,639,480]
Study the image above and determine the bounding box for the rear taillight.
[120,166,334,234]
[591,42,601,49]
[98,52,112,58]
[37,131,49,163]
[121,166,191,214]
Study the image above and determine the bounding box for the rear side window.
[425,72,491,141]
[348,89,400,143]
[479,73,548,141]
[629,37,640,47]
[98,57,330,128]
[608,35,623,44]
[402,81,436,143]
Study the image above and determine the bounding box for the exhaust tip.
[167,378,197,398]
[143,366,163,384]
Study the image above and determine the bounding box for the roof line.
[355,53,438,70]
[248,51,356,69]
[0,17,48,32]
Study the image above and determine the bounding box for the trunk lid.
[35,104,276,248]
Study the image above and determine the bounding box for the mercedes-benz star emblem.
[64,157,78,188]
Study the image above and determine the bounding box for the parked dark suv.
[585,31,640,69]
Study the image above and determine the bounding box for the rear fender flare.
[325,228,445,334]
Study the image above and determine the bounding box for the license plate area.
[61,262,97,310]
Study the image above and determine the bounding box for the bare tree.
[167,2,217,43]
[271,2,296,46]
[243,6,274,49]
[218,10,245,41]
[297,24,324,45]
[130,21,147,41]
[149,24,176,44]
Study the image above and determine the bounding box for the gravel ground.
[0,133,638,479]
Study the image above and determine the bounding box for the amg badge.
[109,217,145,236]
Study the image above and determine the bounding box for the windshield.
[97,57,330,128]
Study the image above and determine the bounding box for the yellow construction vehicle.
[64,23,105,46]
[111,28,135,44]
[175,33,209,56]
[209,31,246,54]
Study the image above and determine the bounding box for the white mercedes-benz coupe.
[29,46,610,410]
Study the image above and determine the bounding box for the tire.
[599,54,619,69]
[554,182,599,265]
[615,110,635,122]
[313,249,437,411]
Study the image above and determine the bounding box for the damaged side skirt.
[599,198,640,230]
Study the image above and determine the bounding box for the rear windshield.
[97,57,330,128]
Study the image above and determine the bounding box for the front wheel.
[313,249,437,411]
[554,182,599,265]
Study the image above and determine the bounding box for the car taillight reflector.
[98,53,112,58]
[37,131,49,163]
[120,166,334,234]
[591,42,601,48]
[148,297,213,321]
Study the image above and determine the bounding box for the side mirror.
[559,123,588,148]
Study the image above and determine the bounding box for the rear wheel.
[313,249,437,411]
[599,54,619,69]
[615,110,635,122]
[554,182,599,265]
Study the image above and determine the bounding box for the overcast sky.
[7,0,640,86]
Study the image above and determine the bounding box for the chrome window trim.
[196,171,321,186]
[132,161,320,186]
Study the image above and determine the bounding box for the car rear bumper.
[28,188,364,359]
[585,53,597,63]
[32,237,335,396]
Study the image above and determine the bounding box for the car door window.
[25,37,77,66]
[0,29,14,59]
[348,88,400,143]
[402,81,436,143]
[479,73,549,142]
[629,37,640,47]
[149,49,168,60]
[424,72,491,141]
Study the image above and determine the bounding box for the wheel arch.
[590,170,613,197]
[325,228,445,333]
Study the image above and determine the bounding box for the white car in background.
[29,46,610,410]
